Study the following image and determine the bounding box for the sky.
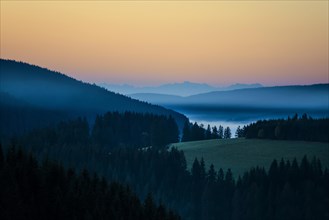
[1,1,328,86]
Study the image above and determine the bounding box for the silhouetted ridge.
[0,59,187,132]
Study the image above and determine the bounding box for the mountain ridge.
[129,84,329,110]
[0,59,188,131]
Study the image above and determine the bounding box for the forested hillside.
[0,92,69,140]
[0,59,187,136]
[9,113,329,220]
[242,114,329,142]
[0,146,181,220]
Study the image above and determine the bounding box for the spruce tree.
[224,127,231,139]
[211,126,219,139]
[218,125,224,139]
[205,125,212,140]
[182,121,191,142]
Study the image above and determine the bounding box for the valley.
[1,1,328,219]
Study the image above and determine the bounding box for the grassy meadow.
[171,138,329,177]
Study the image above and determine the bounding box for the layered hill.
[0,59,187,136]
[130,84,329,110]
[185,84,329,109]
[130,84,329,122]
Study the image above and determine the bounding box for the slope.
[185,84,329,109]
[130,84,329,110]
[171,138,329,177]
[0,59,187,130]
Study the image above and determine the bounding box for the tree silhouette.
[218,125,224,139]
[224,127,232,139]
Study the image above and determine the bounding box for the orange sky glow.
[1,1,328,86]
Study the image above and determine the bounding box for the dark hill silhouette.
[0,59,187,131]
[0,92,69,140]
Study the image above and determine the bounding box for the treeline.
[92,112,179,148]
[231,156,328,220]
[181,121,232,142]
[188,156,328,220]
[0,145,181,220]
[243,114,329,142]
[19,112,179,152]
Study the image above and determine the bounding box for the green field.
[171,138,329,177]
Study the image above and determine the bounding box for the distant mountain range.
[0,59,188,137]
[99,81,263,97]
[129,84,329,110]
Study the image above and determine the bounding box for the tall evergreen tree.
[211,126,219,139]
[218,125,224,139]
[205,125,212,140]
[181,121,191,142]
[235,126,243,138]
[224,127,231,139]
[0,144,3,168]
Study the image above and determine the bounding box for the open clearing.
[171,138,329,177]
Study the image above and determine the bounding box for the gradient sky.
[1,1,328,86]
